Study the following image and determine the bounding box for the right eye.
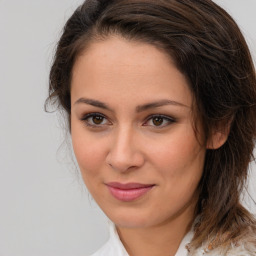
[81,113,110,128]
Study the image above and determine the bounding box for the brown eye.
[143,115,175,128]
[92,115,104,125]
[82,113,110,128]
[152,117,164,126]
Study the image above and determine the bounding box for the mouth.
[106,182,155,202]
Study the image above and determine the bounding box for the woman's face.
[71,36,206,229]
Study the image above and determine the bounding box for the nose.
[106,126,145,172]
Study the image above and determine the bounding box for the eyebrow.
[136,99,189,112]
[74,98,112,111]
[74,98,189,112]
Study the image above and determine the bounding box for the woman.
[46,0,256,255]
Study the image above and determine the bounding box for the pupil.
[93,116,103,124]
[153,117,163,126]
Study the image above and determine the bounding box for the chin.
[112,217,151,229]
[105,209,160,229]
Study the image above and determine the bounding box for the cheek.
[151,132,203,170]
[71,126,107,177]
[148,128,205,197]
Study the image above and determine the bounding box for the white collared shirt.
[90,222,193,256]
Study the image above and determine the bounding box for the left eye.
[144,115,175,127]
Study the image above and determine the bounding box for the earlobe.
[206,131,229,149]
[206,122,231,149]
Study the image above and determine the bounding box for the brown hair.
[46,0,256,250]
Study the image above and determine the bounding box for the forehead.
[71,35,193,109]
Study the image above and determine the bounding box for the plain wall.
[0,0,255,255]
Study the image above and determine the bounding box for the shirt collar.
[108,221,193,256]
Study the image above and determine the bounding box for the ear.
[206,122,231,150]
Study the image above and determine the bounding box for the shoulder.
[224,229,256,256]
[89,240,113,256]
[89,236,128,256]
[191,228,256,256]
[89,221,129,256]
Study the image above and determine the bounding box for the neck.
[116,204,195,256]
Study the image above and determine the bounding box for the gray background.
[0,0,255,255]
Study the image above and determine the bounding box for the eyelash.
[81,113,109,128]
[80,113,175,129]
[143,114,175,128]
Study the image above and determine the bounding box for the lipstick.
[106,182,155,202]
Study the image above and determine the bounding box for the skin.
[71,35,209,256]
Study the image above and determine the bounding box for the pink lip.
[106,182,155,202]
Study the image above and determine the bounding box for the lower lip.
[107,186,154,202]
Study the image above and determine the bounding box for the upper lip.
[106,182,155,190]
